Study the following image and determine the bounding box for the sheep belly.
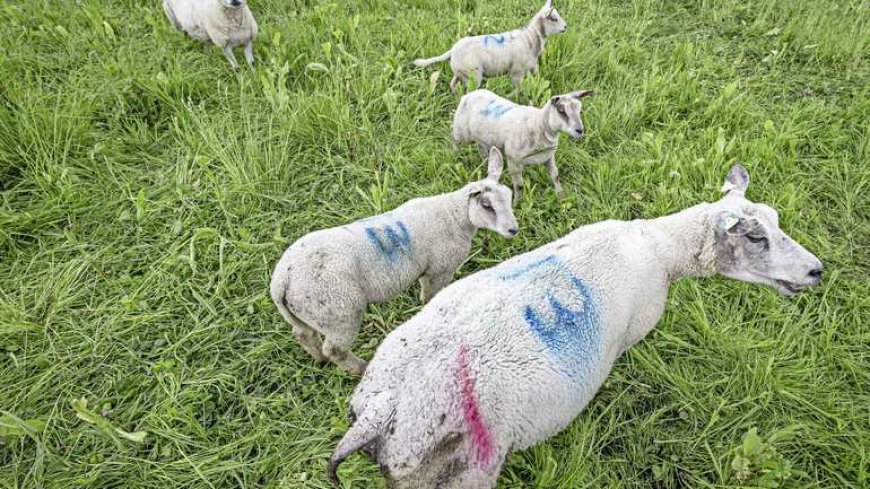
[165,0,210,42]
[451,31,527,76]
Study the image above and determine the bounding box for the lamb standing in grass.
[329,164,823,488]
[163,0,258,70]
[453,88,593,203]
[270,149,518,375]
[413,0,567,92]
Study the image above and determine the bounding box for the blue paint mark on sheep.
[482,34,506,47]
[523,274,602,381]
[365,221,412,262]
[499,253,602,381]
[480,101,515,119]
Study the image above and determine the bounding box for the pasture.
[1,0,868,487]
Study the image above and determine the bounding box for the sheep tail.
[413,49,452,67]
[328,392,394,486]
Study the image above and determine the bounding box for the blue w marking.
[524,275,602,381]
[365,221,412,262]
[480,100,515,118]
[482,34,506,47]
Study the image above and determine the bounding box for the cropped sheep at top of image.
[270,149,517,375]
[329,164,824,488]
[414,0,567,92]
[163,0,258,70]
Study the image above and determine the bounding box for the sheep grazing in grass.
[413,0,567,92]
[453,88,593,204]
[270,149,519,375]
[163,0,258,70]
[328,164,823,488]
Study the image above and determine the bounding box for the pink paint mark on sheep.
[457,344,494,468]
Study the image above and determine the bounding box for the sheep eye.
[480,199,494,211]
[548,14,557,21]
[557,105,566,115]
[746,234,767,245]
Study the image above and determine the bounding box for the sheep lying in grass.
[413,0,567,92]
[270,149,518,375]
[163,0,258,70]
[453,88,593,204]
[328,164,823,487]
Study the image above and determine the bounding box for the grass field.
[1,0,869,487]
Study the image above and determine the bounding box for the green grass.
[1,0,868,487]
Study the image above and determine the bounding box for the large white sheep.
[270,149,518,375]
[163,0,258,70]
[453,88,593,204]
[328,164,823,487]
[413,0,567,92]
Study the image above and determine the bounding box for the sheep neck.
[522,16,547,57]
[537,108,560,147]
[444,189,478,243]
[643,203,718,282]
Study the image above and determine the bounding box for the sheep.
[413,0,567,92]
[328,164,823,488]
[270,149,519,375]
[452,88,593,204]
[163,0,258,70]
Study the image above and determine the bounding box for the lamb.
[163,0,258,70]
[270,149,519,375]
[452,88,593,204]
[413,0,567,92]
[328,164,823,488]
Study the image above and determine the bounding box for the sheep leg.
[244,41,255,70]
[419,272,453,304]
[545,156,565,199]
[321,314,367,375]
[450,74,460,93]
[474,67,484,88]
[507,158,524,205]
[221,45,240,70]
[509,71,525,97]
[292,323,328,363]
[273,292,328,362]
[477,143,489,161]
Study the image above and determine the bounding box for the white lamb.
[163,0,258,70]
[328,164,823,488]
[270,149,519,375]
[453,88,593,203]
[413,0,567,92]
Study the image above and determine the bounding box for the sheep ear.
[466,182,485,198]
[486,147,504,182]
[570,89,594,99]
[716,212,750,236]
[549,95,562,107]
[544,0,553,9]
[721,163,750,196]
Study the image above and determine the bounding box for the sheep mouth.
[774,279,811,296]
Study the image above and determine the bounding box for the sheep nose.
[507,227,518,237]
[574,127,585,137]
[807,267,823,283]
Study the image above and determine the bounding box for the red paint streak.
[457,344,494,468]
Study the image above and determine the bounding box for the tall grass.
[0,0,868,487]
